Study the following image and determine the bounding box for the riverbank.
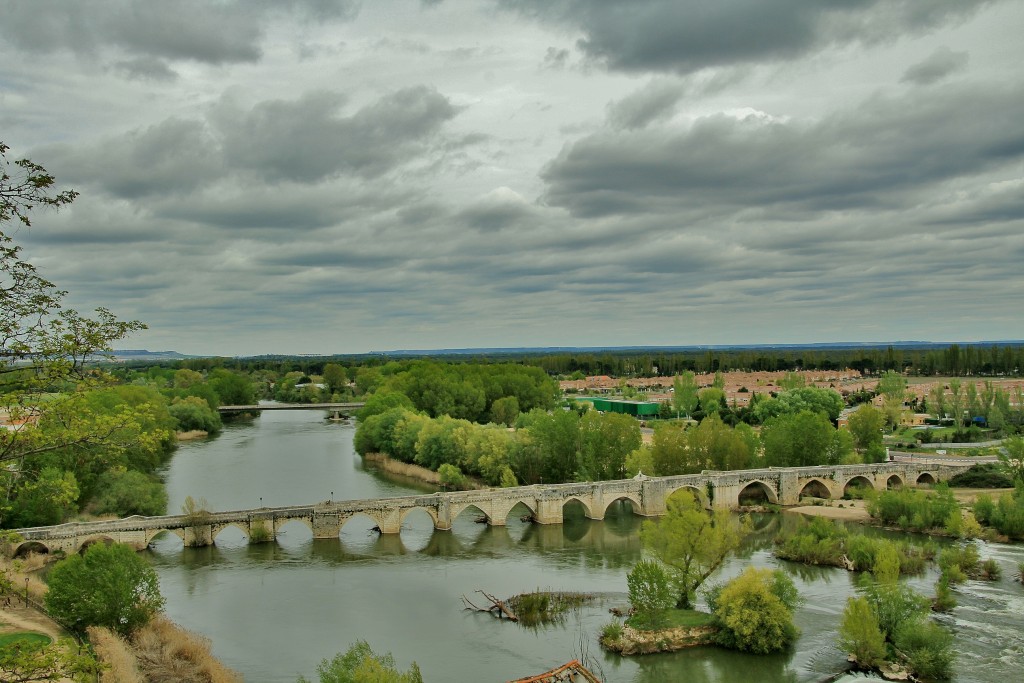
[601,623,718,655]
[362,452,485,490]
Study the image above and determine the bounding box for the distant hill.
[109,349,190,361]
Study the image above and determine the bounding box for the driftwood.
[462,590,519,621]
[507,659,602,683]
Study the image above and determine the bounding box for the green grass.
[627,608,715,630]
[0,632,52,648]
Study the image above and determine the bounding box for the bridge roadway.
[6,461,968,556]
[217,402,365,415]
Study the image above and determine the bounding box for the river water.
[152,410,1024,682]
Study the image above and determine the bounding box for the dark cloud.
[498,0,995,74]
[542,47,570,70]
[542,83,1024,218]
[111,57,179,82]
[901,47,969,85]
[606,80,686,130]
[0,0,359,65]
[42,119,222,199]
[217,87,459,182]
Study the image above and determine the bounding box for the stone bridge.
[217,402,365,419]
[7,461,966,556]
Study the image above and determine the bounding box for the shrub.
[712,568,800,654]
[939,543,980,580]
[45,543,164,637]
[601,620,623,641]
[90,469,168,517]
[168,396,222,433]
[838,596,886,669]
[893,618,956,681]
[979,558,1001,581]
[627,560,676,630]
[858,577,929,639]
[949,463,1013,489]
[437,464,466,490]
[932,574,957,613]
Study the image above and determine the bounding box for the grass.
[626,608,715,631]
[506,590,594,627]
[0,632,52,648]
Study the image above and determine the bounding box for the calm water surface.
[152,410,1024,682]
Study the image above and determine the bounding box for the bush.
[893,618,956,681]
[45,543,164,637]
[168,396,222,433]
[868,484,959,532]
[89,469,168,517]
[949,463,1013,489]
[298,640,423,683]
[627,561,676,630]
[838,596,887,669]
[932,574,957,613]
[601,620,623,641]
[437,464,466,490]
[712,568,800,654]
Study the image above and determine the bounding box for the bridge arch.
[601,494,642,518]
[145,528,185,545]
[738,480,779,505]
[916,472,936,486]
[665,484,709,509]
[77,535,116,554]
[842,475,875,498]
[12,541,50,558]
[562,496,593,520]
[798,478,834,500]
[450,503,490,525]
[212,522,252,545]
[886,474,905,489]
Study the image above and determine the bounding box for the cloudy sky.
[2,0,1022,356]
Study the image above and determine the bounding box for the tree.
[650,422,688,475]
[0,636,103,682]
[322,363,348,395]
[298,640,423,683]
[999,436,1024,485]
[489,395,519,426]
[578,411,640,480]
[686,414,751,471]
[710,568,800,654]
[627,560,676,629]
[672,372,699,418]
[753,387,844,423]
[838,596,887,669]
[45,542,165,637]
[847,404,885,452]
[640,489,748,608]
[761,410,852,467]
[1,143,147,467]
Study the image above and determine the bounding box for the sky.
[2,0,1023,356]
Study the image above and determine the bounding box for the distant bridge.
[6,461,968,556]
[217,402,365,417]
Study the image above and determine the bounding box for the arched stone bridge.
[7,461,966,556]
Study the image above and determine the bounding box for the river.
[151,410,1024,682]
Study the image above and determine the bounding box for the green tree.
[650,422,688,475]
[627,560,676,629]
[0,636,103,682]
[672,372,699,418]
[761,410,851,467]
[998,436,1024,484]
[208,369,255,406]
[4,467,79,527]
[45,542,164,636]
[640,490,748,608]
[322,363,348,395]
[778,372,806,390]
[168,395,222,433]
[847,404,885,452]
[525,409,579,483]
[578,411,640,481]
[489,395,520,426]
[838,596,887,669]
[711,567,800,654]
[687,414,751,471]
[753,387,844,423]
[88,469,167,517]
[298,640,423,683]
[1,143,148,469]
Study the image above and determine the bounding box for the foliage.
[971,487,1024,538]
[672,372,699,418]
[601,620,623,641]
[578,411,640,480]
[857,576,930,640]
[88,468,167,517]
[640,489,748,608]
[322,363,348,395]
[774,518,932,575]
[893,618,955,681]
[627,560,677,629]
[297,640,423,683]
[998,436,1024,484]
[761,410,851,467]
[45,542,164,636]
[711,568,800,654]
[489,395,519,426]
[867,484,960,532]
[949,463,1013,489]
[0,635,104,682]
[838,596,887,670]
[505,590,593,627]
[181,495,212,526]
[753,386,844,423]
[437,463,466,490]
[847,404,885,451]
[3,467,79,527]
[168,395,222,433]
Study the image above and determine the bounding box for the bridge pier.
[183,525,213,548]
[535,498,564,525]
[312,512,342,539]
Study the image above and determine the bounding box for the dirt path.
[0,603,65,640]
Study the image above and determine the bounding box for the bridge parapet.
[7,461,973,556]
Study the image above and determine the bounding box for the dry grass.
[0,554,50,602]
[131,616,241,683]
[88,625,144,683]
